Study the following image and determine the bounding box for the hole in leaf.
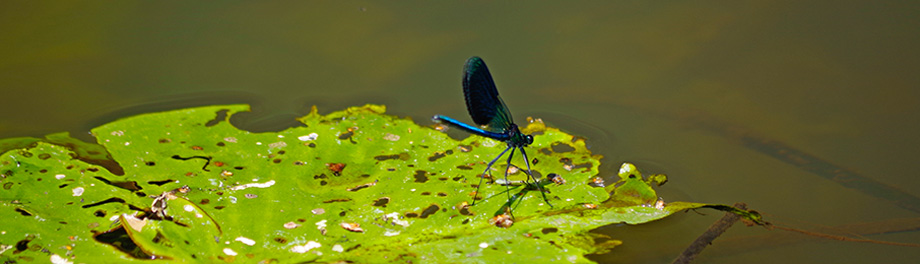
[205,109,229,127]
[374,153,409,161]
[94,226,168,260]
[427,151,447,162]
[81,198,127,209]
[345,244,362,252]
[15,208,32,216]
[94,177,142,191]
[571,162,593,172]
[550,143,575,153]
[147,179,174,186]
[413,170,429,183]
[373,197,389,207]
[171,155,212,172]
[14,236,33,253]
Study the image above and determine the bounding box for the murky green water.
[2,1,919,263]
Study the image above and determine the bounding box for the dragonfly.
[433,56,549,206]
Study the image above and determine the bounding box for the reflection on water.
[2,1,919,263]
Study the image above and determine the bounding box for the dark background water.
[2,1,919,263]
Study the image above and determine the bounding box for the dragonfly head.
[506,124,533,147]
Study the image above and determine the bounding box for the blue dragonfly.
[433,56,549,206]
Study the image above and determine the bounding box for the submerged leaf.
[0,104,760,263]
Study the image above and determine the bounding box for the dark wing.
[462,56,515,132]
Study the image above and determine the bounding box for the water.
[2,1,919,263]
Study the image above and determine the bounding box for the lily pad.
[0,105,761,263]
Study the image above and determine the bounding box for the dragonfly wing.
[463,56,515,132]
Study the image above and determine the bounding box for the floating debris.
[291,241,321,253]
[268,141,287,149]
[123,213,147,232]
[341,222,364,233]
[346,180,377,192]
[489,213,513,228]
[314,219,328,235]
[384,212,409,227]
[547,173,566,185]
[332,244,344,252]
[283,222,300,229]
[655,197,666,210]
[150,185,191,219]
[383,133,400,141]
[326,163,346,176]
[228,180,275,191]
[235,236,256,246]
[589,177,605,187]
[298,133,319,141]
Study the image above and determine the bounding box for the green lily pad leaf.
[0,104,762,263]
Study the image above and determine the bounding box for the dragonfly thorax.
[505,124,533,148]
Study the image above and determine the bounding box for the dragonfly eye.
[525,135,534,144]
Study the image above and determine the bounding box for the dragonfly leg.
[504,147,516,205]
[472,146,511,205]
[520,147,553,207]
